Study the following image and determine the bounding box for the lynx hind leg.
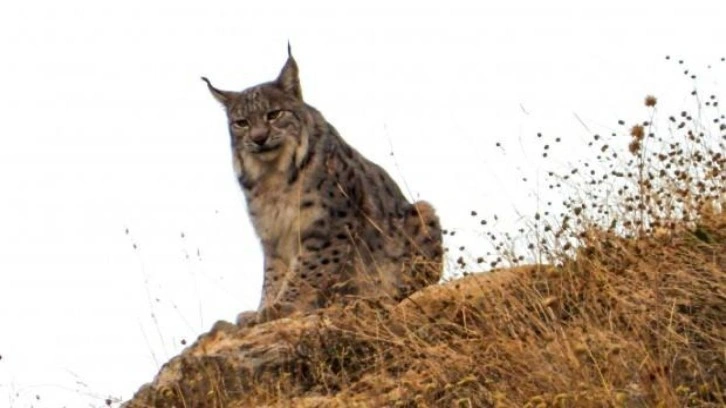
[406,201,444,263]
[400,200,444,297]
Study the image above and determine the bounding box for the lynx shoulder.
[203,49,442,326]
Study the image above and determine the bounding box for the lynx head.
[203,49,310,167]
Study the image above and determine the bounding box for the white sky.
[0,0,724,406]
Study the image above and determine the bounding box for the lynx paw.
[235,311,260,328]
[210,319,239,335]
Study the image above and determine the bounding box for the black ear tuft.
[202,76,231,105]
[276,47,303,100]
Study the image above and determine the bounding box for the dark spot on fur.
[321,258,330,265]
[238,177,255,190]
[302,230,329,251]
[336,210,348,218]
[298,149,313,170]
[287,165,299,185]
[301,200,315,208]
[302,230,327,241]
[336,233,348,240]
[313,219,326,228]
[343,144,354,158]
[376,199,386,216]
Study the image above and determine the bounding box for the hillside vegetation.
[125,209,724,407]
[125,66,725,407]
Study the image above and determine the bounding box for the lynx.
[203,48,442,326]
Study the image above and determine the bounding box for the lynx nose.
[250,127,269,146]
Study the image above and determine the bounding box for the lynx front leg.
[235,248,338,327]
[259,256,289,309]
[270,243,357,317]
[236,256,288,328]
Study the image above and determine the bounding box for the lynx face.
[226,87,304,162]
[203,54,309,166]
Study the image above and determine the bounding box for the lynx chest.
[246,174,321,261]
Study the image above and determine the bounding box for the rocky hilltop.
[124,210,725,407]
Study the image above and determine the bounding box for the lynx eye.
[231,119,249,129]
[266,110,284,121]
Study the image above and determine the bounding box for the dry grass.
[219,64,726,407]
[125,59,725,408]
[222,209,723,407]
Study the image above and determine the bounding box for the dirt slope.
[124,210,725,407]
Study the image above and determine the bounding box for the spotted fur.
[204,50,443,325]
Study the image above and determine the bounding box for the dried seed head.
[630,125,645,140]
[629,139,642,155]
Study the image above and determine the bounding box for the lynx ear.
[275,45,303,100]
[201,77,232,105]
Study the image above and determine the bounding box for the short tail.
[399,201,443,298]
